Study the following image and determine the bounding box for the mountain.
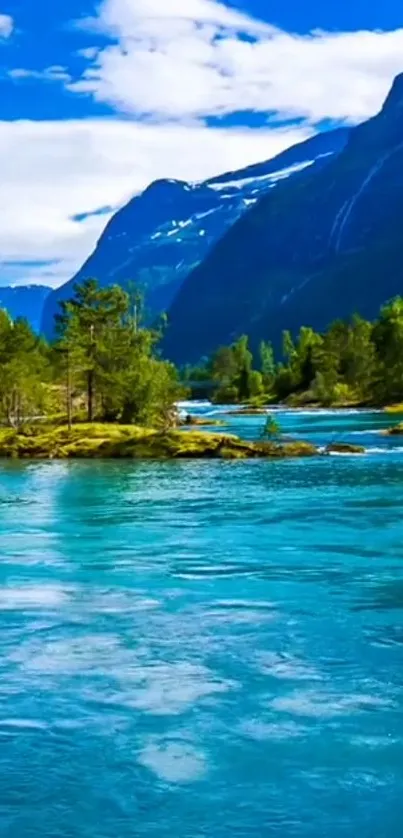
[164,74,403,363]
[0,285,51,331]
[41,128,348,337]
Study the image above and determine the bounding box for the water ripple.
[1,409,403,836]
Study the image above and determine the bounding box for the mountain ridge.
[41,126,348,336]
[0,285,51,331]
[163,73,403,363]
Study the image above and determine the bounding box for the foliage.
[55,278,182,426]
[182,296,403,408]
[185,335,267,404]
[372,298,403,404]
[259,340,276,391]
[0,311,51,427]
[0,423,318,460]
[0,278,183,430]
[261,415,281,440]
[3,280,403,432]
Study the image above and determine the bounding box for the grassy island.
[0,424,318,460]
[384,404,403,415]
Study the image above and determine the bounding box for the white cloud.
[71,0,403,123]
[8,66,72,83]
[0,118,309,287]
[0,12,13,38]
[79,0,271,38]
[77,47,100,60]
[3,0,403,290]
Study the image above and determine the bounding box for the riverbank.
[217,398,403,414]
[0,424,318,460]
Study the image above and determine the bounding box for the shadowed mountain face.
[0,286,50,331]
[163,74,403,363]
[41,128,348,337]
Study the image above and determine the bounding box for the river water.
[1,408,403,837]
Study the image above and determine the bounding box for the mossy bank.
[0,424,318,461]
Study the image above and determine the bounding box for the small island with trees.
[0,279,402,460]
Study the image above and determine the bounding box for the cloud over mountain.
[2,0,403,288]
[72,0,403,123]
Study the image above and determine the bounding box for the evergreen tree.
[0,312,50,426]
[56,278,181,426]
[56,278,129,422]
[233,335,254,401]
[344,315,376,400]
[210,346,238,388]
[373,297,403,403]
[259,340,276,391]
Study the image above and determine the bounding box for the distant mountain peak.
[382,72,403,113]
[41,124,348,337]
[163,73,403,364]
[144,178,193,195]
[0,285,51,332]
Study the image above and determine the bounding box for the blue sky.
[1,0,403,287]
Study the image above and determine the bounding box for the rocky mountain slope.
[0,285,50,331]
[164,74,403,363]
[41,128,348,336]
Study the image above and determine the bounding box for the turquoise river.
[1,407,403,837]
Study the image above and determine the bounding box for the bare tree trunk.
[11,389,17,428]
[6,396,15,428]
[66,351,72,432]
[87,370,94,423]
[16,393,22,429]
[88,324,95,423]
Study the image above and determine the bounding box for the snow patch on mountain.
[42,127,349,337]
[207,159,316,192]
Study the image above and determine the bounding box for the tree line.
[0,279,181,428]
[183,297,403,407]
[2,283,403,428]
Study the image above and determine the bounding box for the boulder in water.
[181,414,225,427]
[325,442,365,454]
[386,422,403,435]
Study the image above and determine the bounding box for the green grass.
[384,404,403,415]
[0,423,319,460]
[180,416,226,427]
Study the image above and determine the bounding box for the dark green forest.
[0,279,182,428]
[2,280,403,429]
[183,297,403,408]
